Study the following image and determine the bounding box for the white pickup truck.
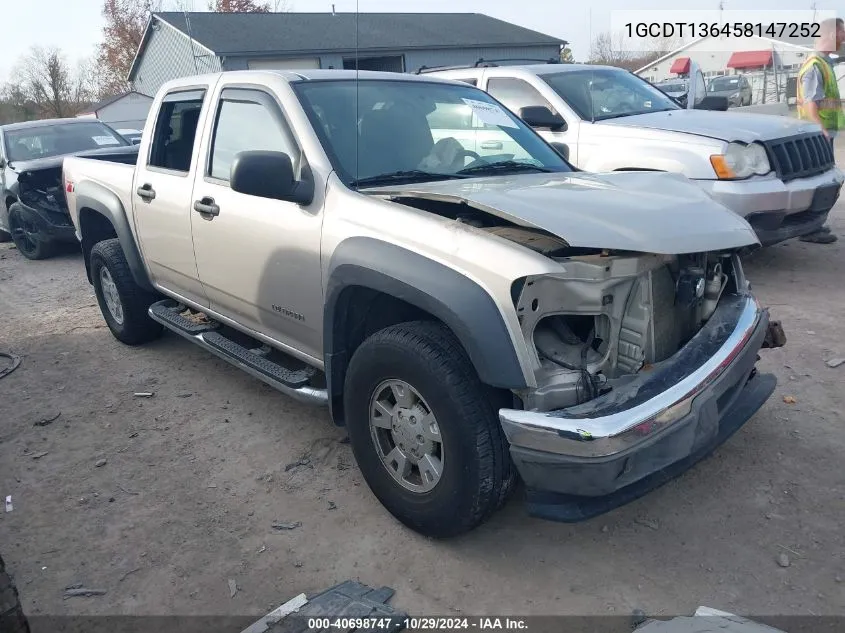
[427,63,844,246]
[63,69,784,536]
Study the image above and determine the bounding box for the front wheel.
[344,321,515,538]
[90,239,163,345]
[8,203,56,260]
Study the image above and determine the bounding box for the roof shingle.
[155,11,565,55]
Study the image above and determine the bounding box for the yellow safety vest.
[797,53,845,131]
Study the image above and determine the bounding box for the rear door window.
[486,77,557,116]
[148,90,206,172]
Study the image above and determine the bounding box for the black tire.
[90,238,163,345]
[344,321,515,538]
[8,203,57,260]
[0,554,30,633]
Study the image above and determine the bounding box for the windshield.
[4,121,127,162]
[292,79,571,186]
[541,68,680,121]
[709,76,741,91]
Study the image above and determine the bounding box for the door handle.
[193,197,220,217]
[136,184,156,201]
[481,141,503,150]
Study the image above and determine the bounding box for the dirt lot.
[1,193,844,622]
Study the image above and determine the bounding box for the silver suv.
[428,63,843,246]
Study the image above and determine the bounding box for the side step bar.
[148,300,327,406]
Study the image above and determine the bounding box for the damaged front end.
[8,164,77,246]
[501,247,783,520]
[17,165,71,220]
[513,250,759,411]
[370,173,783,520]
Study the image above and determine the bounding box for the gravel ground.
[1,179,844,623]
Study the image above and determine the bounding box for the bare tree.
[0,82,39,124]
[588,30,681,71]
[13,47,94,118]
[588,31,635,67]
[207,0,270,10]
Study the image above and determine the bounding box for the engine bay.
[388,194,746,411]
[515,250,740,411]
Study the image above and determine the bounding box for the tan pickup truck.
[63,69,784,537]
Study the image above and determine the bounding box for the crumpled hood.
[367,171,759,255]
[600,108,819,143]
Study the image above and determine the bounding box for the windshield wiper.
[351,170,465,188]
[598,107,678,121]
[456,160,553,176]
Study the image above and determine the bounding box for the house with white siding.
[128,11,566,97]
[76,91,154,132]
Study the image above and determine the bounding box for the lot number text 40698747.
[305,618,529,631]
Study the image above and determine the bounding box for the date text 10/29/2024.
[306,618,529,631]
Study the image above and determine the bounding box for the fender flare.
[324,237,529,419]
[75,181,155,293]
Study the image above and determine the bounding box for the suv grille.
[763,132,835,182]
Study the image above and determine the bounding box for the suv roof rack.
[415,57,561,75]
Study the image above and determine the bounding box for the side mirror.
[550,142,570,161]
[230,150,313,205]
[519,106,566,131]
[131,138,142,145]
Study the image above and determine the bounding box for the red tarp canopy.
[670,57,691,74]
[727,50,773,69]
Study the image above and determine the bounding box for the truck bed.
[63,156,137,236]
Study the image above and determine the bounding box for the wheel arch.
[324,237,529,425]
[75,181,154,293]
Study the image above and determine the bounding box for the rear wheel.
[8,203,56,260]
[343,321,515,538]
[90,239,163,345]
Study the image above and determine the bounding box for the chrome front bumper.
[499,294,776,511]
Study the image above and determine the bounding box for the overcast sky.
[1,0,840,84]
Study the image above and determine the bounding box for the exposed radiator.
[617,266,680,374]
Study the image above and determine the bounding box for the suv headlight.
[710,142,771,179]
